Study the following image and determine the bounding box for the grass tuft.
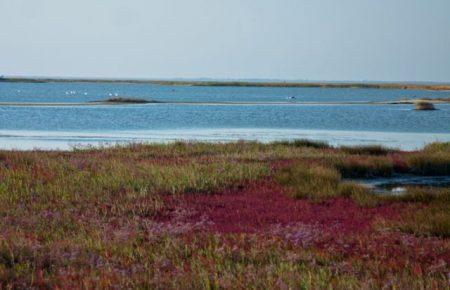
[397,203,450,238]
[338,182,380,207]
[275,164,340,201]
[406,152,450,175]
[334,156,394,178]
[423,142,450,153]
[272,139,331,149]
[378,187,450,238]
[340,145,394,155]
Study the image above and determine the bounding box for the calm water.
[1,81,449,150]
[355,175,450,195]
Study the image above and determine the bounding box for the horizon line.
[1,75,450,85]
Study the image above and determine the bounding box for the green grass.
[396,203,450,238]
[337,182,381,207]
[276,161,450,238]
[406,152,450,175]
[272,139,331,149]
[275,163,382,207]
[423,141,450,152]
[340,145,394,155]
[0,158,269,203]
[275,164,341,201]
[387,186,450,203]
[379,187,450,238]
[405,142,450,175]
[334,155,394,178]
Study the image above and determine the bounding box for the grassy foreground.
[0,141,449,288]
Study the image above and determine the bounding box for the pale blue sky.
[1,0,449,82]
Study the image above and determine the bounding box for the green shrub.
[338,182,380,207]
[276,163,388,206]
[340,145,394,155]
[272,139,330,149]
[276,164,341,201]
[406,152,450,175]
[423,142,450,153]
[335,156,394,178]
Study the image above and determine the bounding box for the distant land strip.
[1,77,450,91]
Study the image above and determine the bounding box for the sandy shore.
[0,99,449,107]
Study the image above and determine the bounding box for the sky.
[1,0,450,82]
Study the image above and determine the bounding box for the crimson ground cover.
[0,142,448,288]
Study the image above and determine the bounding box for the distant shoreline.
[1,77,450,91]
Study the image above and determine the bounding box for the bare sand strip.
[0,99,448,107]
[0,101,376,107]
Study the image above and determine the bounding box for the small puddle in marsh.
[350,175,450,195]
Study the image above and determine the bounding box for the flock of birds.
[14,89,121,97]
[13,89,299,101]
[65,91,89,96]
[64,92,121,97]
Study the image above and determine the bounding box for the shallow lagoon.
[0,82,449,150]
[2,81,450,103]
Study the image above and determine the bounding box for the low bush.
[275,164,341,201]
[338,182,380,207]
[406,152,450,175]
[272,139,331,149]
[334,156,394,178]
[423,142,450,153]
[276,163,389,205]
[340,145,394,156]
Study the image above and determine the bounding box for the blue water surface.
[0,81,449,150]
[1,81,449,103]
